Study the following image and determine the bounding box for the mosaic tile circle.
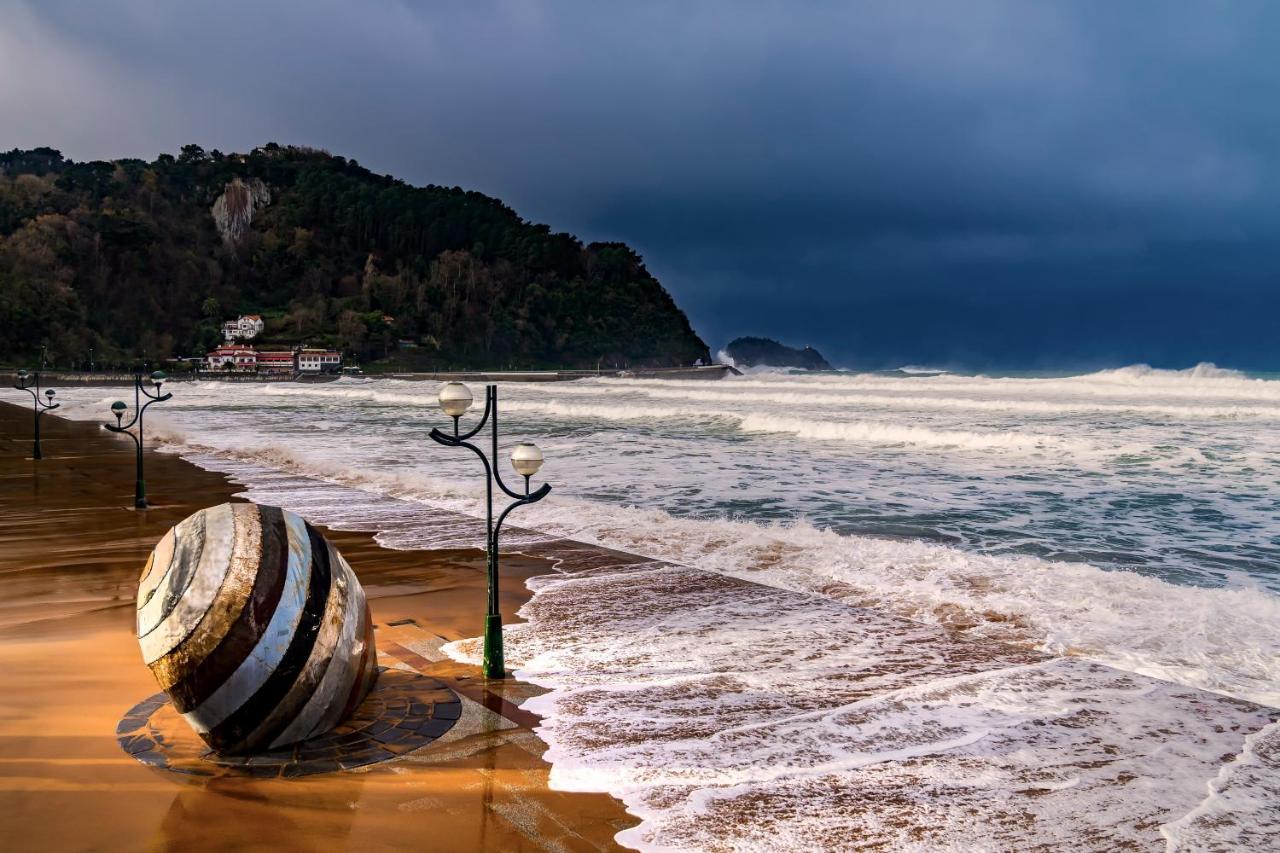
[116,668,461,778]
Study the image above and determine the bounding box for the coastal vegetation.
[725,336,832,370]
[0,144,709,370]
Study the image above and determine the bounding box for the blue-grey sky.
[4,1,1279,369]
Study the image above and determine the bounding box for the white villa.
[222,314,264,343]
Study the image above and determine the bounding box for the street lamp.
[105,370,172,509]
[11,370,59,459]
[429,383,551,679]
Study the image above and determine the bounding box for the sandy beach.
[0,400,637,852]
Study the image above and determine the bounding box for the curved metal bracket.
[430,431,493,478]
[104,422,141,450]
[140,385,173,404]
[107,414,141,432]
[493,483,552,542]
[455,392,493,442]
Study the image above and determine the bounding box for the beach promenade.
[0,402,635,852]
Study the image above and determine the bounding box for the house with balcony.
[222,314,264,343]
[256,350,297,376]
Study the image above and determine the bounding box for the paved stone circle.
[116,668,461,778]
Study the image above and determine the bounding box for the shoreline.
[0,400,638,851]
[1,363,739,386]
[5,392,1278,849]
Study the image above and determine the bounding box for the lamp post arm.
[106,413,141,432]
[439,393,492,443]
[139,395,168,417]
[487,386,530,501]
[140,385,173,404]
[428,431,493,480]
[105,425,141,452]
[14,372,37,399]
[492,483,552,544]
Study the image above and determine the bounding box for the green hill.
[0,144,708,370]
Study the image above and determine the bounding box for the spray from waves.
[76,406,1280,710]
[736,413,1085,453]
[512,381,1280,420]
[1081,362,1247,383]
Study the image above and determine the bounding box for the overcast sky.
[4,1,1279,369]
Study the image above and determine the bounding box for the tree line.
[0,143,709,369]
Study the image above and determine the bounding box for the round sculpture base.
[116,668,460,779]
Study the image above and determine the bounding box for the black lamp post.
[12,370,59,459]
[105,371,171,509]
[430,382,550,679]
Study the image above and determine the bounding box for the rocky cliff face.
[211,177,270,245]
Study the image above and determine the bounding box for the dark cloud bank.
[5,0,1280,369]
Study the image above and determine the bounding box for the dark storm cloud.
[4,1,1280,368]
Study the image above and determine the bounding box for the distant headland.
[0,144,709,372]
[724,336,832,370]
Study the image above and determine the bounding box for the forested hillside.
[0,144,709,369]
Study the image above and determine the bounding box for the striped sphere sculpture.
[137,502,379,754]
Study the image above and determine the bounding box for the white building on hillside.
[222,314,264,343]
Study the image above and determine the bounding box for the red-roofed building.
[256,350,296,376]
[205,346,257,371]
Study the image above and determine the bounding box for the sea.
[54,363,1280,850]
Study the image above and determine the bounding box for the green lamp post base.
[482,613,506,679]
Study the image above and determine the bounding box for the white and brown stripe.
[137,502,379,754]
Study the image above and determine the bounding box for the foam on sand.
[444,557,1278,852]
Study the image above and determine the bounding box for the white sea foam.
[736,413,1085,454]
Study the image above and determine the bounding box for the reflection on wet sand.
[151,776,360,853]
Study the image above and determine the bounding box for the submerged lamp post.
[105,371,171,509]
[12,370,59,459]
[429,382,550,679]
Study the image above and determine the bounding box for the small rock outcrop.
[211,177,271,245]
[725,336,832,370]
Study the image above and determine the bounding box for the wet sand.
[0,401,637,852]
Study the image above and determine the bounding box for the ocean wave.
[526,381,1280,420]
[444,557,1279,851]
[736,413,1084,453]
